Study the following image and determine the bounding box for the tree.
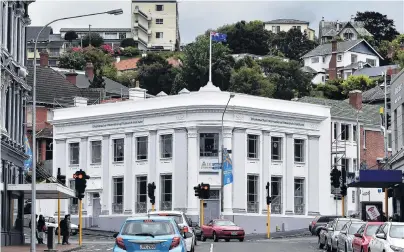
[121,46,140,57]
[341,75,376,95]
[82,33,104,47]
[120,38,137,48]
[313,79,345,100]
[229,67,274,97]
[64,30,78,47]
[355,11,399,45]
[116,70,138,87]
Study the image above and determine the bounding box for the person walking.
[37,215,46,244]
[61,214,71,245]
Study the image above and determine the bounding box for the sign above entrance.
[250,117,305,128]
[92,119,144,129]
[200,158,220,173]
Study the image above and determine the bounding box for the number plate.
[140,244,156,250]
[231,232,238,235]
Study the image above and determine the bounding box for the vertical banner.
[222,148,233,185]
[24,135,33,171]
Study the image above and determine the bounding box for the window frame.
[136,136,148,161]
[271,136,282,161]
[90,140,102,164]
[160,174,173,211]
[294,178,305,214]
[136,176,147,213]
[113,138,125,162]
[69,142,80,165]
[247,134,259,159]
[156,32,163,39]
[294,139,305,163]
[340,123,350,141]
[155,18,164,25]
[271,176,282,214]
[155,4,164,11]
[311,57,319,63]
[160,134,173,159]
[337,54,342,62]
[247,175,259,213]
[112,177,124,214]
[199,133,219,157]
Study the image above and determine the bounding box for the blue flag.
[222,148,233,185]
[24,135,33,171]
[211,31,227,42]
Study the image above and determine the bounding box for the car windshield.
[151,214,183,225]
[348,223,364,234]
[389,225,404,239]
[365,225,381,236]
[215,220,236,226]
[336,221,349,231]
[121,220,175,236]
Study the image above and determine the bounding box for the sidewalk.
[1,244,82,252]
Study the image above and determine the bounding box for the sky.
[28,0,404,44]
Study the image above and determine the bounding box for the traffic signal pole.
[266,204,270,239]
[200,199,204,226]
[79,199,83,246]
[342,196,345,217]
[58,193,61,244]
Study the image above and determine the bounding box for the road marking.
[210,243,213,252]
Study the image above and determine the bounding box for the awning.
[348,170,402,188]
[7,183,76,199]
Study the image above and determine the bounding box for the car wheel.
[345,243,348,252]
[201,233,207,242]
[225,239,230,242]
[213,232,218,242]
[190,244,195,252]
[194,237,197,246]
[197,235,201,241]
[318,237,324,249]
[239,238,244,242]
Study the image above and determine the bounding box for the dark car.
[310,215,341,236]
[191,223,202,241]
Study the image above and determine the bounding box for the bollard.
[45,226,57,252]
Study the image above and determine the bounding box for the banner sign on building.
[24,135,33,171]
[223,148,233,185]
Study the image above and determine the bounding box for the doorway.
[203,189,220,224]
[92,194,101,228]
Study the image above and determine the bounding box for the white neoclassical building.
[50,83,333,234]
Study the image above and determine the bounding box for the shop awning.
[7,183,76,199]
[348,170,403,188]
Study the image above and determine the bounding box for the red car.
[352,222,383,252]
[201,219,245,242]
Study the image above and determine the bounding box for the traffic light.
[266,196,272,205]
[147,182,156,204]
[73,169,90,200]
[330,168,341,188]
[387,113,391,129]
[265,182,271,205]
[200,183,210,199]
[57,168,66,185]
[194,184,201,198]
[340,185,347,196]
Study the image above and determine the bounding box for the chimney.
[39,50,49,67]
[74,97,88,107]
[85,62,94,81]
[65,70,78,85]
[351,14,355,22]
[129,80,147,101]
[348,90,363,110]
[336,20,340,31]
[328,38,338,80]
[321,17,325,28]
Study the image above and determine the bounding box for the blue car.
[113,216,193,252]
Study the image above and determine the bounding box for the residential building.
[113,56,181,74]
[50,82,333,234]
[298,91,392,216]
[131,0,180,51]
[1,0,35,246]
[231,53,289,62]
[264,19,315,40]
[318,16,372,44]
[302,39,383,84]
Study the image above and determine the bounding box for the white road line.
[210,243,214,252]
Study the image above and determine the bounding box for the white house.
[302,39,383,85]
[49,82,334,234]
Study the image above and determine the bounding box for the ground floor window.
[136,176,147,213]
[271,177,282,214]
[247,175,259,213]
[69,180,78,214]
[294,178,305,215]
[160,174,172,211]
[113,177,124,214]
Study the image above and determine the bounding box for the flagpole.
[208,31,212,85]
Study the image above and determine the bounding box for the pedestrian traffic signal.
[73,169,90,200]
[266,196,271,205]
[330,168,341,188]
[387,113,391,129]
[340,185,347,196]
[200,183,210,199]
[147,182,156,204]
[194,184,201,198]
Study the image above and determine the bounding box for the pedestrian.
[61,214,71,245]
[37,215,46,244]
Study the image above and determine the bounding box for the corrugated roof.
[26,26,53,42]
[353,65,399,77]
[320,21,372,38]
[265,19,309,24]
[300,66,317,74]
[302,40,371,58]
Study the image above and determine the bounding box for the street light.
[220,93,235,213]
[30,9,123,252]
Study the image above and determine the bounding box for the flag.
[222,148,233,185]
[211,31,227,42]
[24,135,33,171]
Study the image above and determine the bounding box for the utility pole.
[356,110,361,217]
[265,182,271,239]
[383,71,389,220]
[88,24,92,46]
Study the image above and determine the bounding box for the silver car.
[337,221,365,252]
[326,218,360,252]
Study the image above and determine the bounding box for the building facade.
[50,83,333,234]
[131,0,180,51]
[264,19,315,41]
[1,0,34,246]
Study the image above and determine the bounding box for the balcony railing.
[112,203,123,214]
[69,205,78,215]
[247,202,259,213]
[294,204,305,215]
[160,201,172,211]
[136,202,147,213]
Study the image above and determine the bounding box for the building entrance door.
[203,189,220,224]
[92,196,101,227]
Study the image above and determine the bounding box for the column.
[9,5,14,54]
[101,135,110,215]
[3,3,8,50]
[148,131,157,211]
[186,127,198,216]
[285,134,294,215]
[7,84,12,135]
[53,139,67,215]
[1,81,7,131]
[15,86,20,146]
[3,161,10,230]
[79,137,88,215]
[232,128,246,213]
[308,135,320,216]
[222,127,233,215]
[173,129,187,212]
[12,84,18,142]
[19,91,24,145]
[123,133,133,214]
[261,131,270,213]
[13,14,18,58]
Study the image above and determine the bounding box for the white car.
[368,222,404,252]
[148,211,196,252]
[44,217,78,236]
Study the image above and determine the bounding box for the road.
[74,236,321,252]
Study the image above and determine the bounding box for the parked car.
[44,216,78,236]
[190,223,202,241]
[112,216,192,252]
[318,221,334,249]
[337,220,365,252]
[326,218,359,252]
[201,219,245,242]
[352,222,383,252]
[310,215,341,236]
[368,222,404,252]
[148,211,196,252]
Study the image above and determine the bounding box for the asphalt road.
[74,236,321,252]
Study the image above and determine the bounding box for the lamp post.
[221,93,235,213]
[30,9,123,252]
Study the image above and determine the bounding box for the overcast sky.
[28,0,404,44]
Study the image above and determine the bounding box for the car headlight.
[390,245,404,252]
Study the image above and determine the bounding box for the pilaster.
[285,134,294,215]
[101,135,110,215]
[308,135,320,216]
[232,128,246,213]
[222,126,233,215]
[173,128,187,211]
[123,132,133,214]
[186,127,199,215]
[148,130,157,211]
[261,131,270,213]
[7,83,12,137]
[15,86,21,146]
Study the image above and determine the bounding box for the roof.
[26,26,53,42]
[114,58,140,71]
[60,28,131,33]
[149,211,184,215]
[265,19,309,24]
[300,66,317,74]
[302,40,382,59]
[125,216,178,221]
[353,65,399,77]
[297,96,381,127]
[319,21,372,38]
[362,85,388,103]
[343,61,371,70]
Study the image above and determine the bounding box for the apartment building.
[264,19,315,41]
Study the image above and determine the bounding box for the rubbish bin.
[47,226,56,250]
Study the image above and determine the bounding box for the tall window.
[341,158,349,172]
[353,125,357,142]
[247,175,259,213]
[91,141,102,164]
[394,110,398,150]
[294,139,305,162]
[353,158,357,171]
[200,133,219,157]
[247,135,259,159]
[271,177,282,214]
[69,143,79,165]
[333,123,337,140]
[294,178,305,215]
[69,180,78,214]
[155,4,164,11]
[341,124,350,140]
[136,176,147,213]
[271,137,282,161]
[160,134,172,159]
[351,54,358,63]
[136,136,148,160]
[112,177,124,214]
[113,139,124,162]
[160,175,172,211]
[45,139,53,160]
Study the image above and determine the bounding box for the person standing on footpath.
[37,215,46,244]
[61,214,71,245]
